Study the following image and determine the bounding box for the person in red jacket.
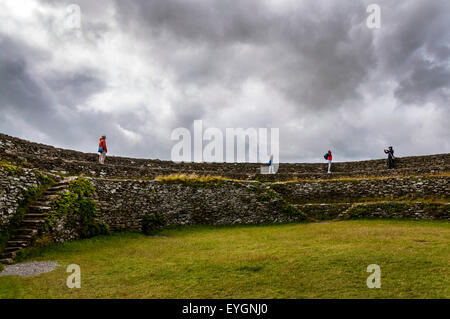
[98,135,107,164]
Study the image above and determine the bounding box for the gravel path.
[0,261,60,277]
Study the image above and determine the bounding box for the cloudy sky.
[0,0,448,162]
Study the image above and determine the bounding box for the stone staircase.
[0,179,71,265]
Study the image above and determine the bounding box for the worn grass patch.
[0,220,448,299]
[155,173,233,186]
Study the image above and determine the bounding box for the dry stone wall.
[343,202,450,220]
[0,133,449,247]
[294,202,449,221]
[90,178,305,231]
[0,166,58,233]
[89,176,450,233]
[1,133,449,180]
[272,176,450,204]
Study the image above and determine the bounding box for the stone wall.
[89,176,450,233]
[0,166,58,233]
[272,176,450,204]
[0,133,449,247]
[90,178,305,231]
[343,202,450,220]
[1,133,449,180]
[293,202,449,221]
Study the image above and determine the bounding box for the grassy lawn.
[0,220,448,299]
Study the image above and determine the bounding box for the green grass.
[0,220,449,299]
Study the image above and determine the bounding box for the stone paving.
[0,261,60,277]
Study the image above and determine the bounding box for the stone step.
[0,251,17,259]
[34,204,51,208]
[42,194,60,200]
[34,199,57,206]
[21,219,45,226]
[11,234,33,240]
[55,181,70,186]
[25,211,46,215]
[28,205,52,212]
[7,240,29,246]
[46,187,62,193]
[0,258,14,265]
[47,184,69,189]
[35,199,53,204]
[13,228,38,235]
[43,190,65,196]
[4,247,22,253]
[47,185,68,191]
[24,213,46,220]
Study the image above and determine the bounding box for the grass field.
[0,220,449,299]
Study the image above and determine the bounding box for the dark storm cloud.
[0,34,136,156]
[0,0,449,161]
[0,35,59,134]
[375,0,450,106]
[0,36,52,113]
[394,61,450,105]
[114,0,376,112]
[43,72,105,108]
[114,0,273,44]
[0,35,97,146]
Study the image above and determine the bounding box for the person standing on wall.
[384,146,395,169]
[268,154,274,174]
[324,150,332,173]
[98,135,107,164]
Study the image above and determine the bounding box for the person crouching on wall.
[98,135,107,164]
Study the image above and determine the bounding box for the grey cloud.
[394,61,450,104]
[114,0,273,45]
[0,0,448,162]
[375,0,450,106]
[115,0,376,112]
[43,72,105,108]
[0,35,140,156]
[0,36,57,129]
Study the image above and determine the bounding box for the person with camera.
[384,146,395,169]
